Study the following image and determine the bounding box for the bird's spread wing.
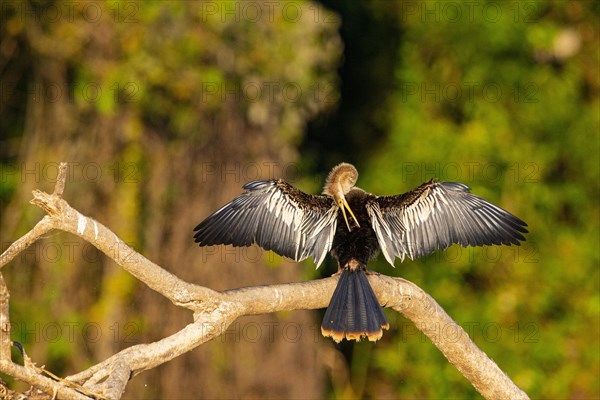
[366,181,528,266]
[193,180,338,268]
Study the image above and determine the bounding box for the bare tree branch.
[52,161,68,197]
[0,217,54,268]
[0,162,529,400]
[378,276,528,400]
[26,183,216,311]
[0,361,93,400]
[0,272,11,361]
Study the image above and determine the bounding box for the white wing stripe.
[194,180,338,268]
[367,181,527,266]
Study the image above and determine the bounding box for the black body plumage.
[193,163,528,342]
[331,189,380,267]
[324,188,390,341]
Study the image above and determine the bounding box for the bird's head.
[322,162,358,196]
[323,163,360,231]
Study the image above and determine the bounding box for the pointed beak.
[337,195,360,231]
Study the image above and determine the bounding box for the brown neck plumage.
[322,163,360,230]
[322,163,358,197]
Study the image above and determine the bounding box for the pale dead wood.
[377,275,529,400]
[0,217,54,268]
[0,273,11,361]
[0,162,529,400]
[0,360,95,400]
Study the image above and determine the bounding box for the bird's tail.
[321,265,389,342]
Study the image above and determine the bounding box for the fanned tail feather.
[321,268,389,342]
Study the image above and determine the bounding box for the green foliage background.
[1,0,598,398]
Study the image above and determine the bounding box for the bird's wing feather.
[194,179,338,268]
[366,181,528,266]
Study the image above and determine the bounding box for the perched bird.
[193,163,527,342]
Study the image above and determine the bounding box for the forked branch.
[0,162,528,400]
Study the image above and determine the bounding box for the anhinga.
[193,163,527,342]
